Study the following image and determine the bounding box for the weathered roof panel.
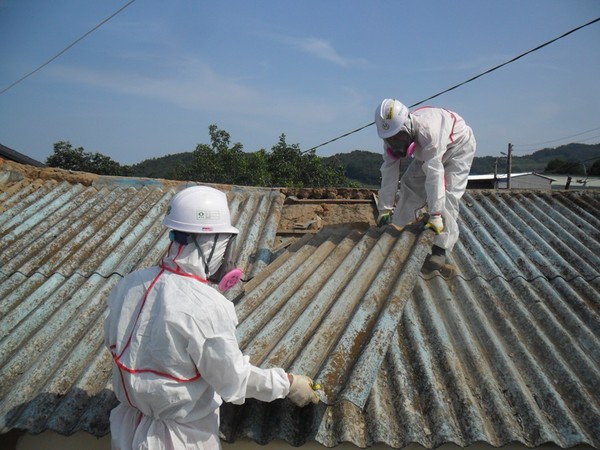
[0,179,284,284]
[0,176,286,436]
[221,190,600,448]
[235,223,433,408]
[456,191,600,281]
[1,167,600,448]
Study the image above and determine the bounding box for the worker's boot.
[423,245,446,272]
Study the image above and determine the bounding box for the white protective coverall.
[104,236,290,450]
[379,106,476,251]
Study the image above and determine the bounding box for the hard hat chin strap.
[401,115,415,141]
[196,234,219,279]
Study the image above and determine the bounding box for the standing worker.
[105,185,318,450]
[374,99,476,270]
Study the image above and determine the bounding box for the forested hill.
[321,143,600,186]
[322,150,383,186]
[465,142,600,176]
[131,152,194,179]
[131,142,600,187]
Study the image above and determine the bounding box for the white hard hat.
[375,99,409,139]
[163,186,239,234]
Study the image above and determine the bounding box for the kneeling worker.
[105,185,318,450]
[374,98,476,270]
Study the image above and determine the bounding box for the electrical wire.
[579,133,600,143]
[304,16,600,154]
[0,0,137,97]
[513,126,600,150]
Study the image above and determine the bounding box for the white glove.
[287,374,319,407]
[425,214,444,234]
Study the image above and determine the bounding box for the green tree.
[243,149,271,186]
[175,125,354,187]
[177,144,218,183]
[46,141,132,176]
[266,134,351,187]
[177,125,247,183]
[46,141,87,171]
[267,134,303,187]
[589,159,600,176]
[299,149,349,187]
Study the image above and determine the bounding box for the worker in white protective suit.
[375,99,476,270]
[104,185,319,450]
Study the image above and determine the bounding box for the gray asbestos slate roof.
[1,165,599,448]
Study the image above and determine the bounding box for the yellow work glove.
[287,374,320,407]
[377,210,392,227]
[425,214,444,234]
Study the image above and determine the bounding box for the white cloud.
[264,32,368,67]
[46,58,258,110]
[43,55,351,127]
[293,37,367,67]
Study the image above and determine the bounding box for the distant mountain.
[470,143,600,175]
[322,150,383,187]
[130,143,600,187]
[130,152,194,179]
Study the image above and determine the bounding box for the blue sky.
[1,1,599,166]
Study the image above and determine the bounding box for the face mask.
[385,141,409,159]
[385,124,414,156]
[169,231,244,293]
[203,234,244,293]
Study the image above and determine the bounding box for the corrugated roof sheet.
[1,167,599,448]
[234,223,433,409]
[221,190,600,448]
[0,177,284,291]
[0,175,285,436]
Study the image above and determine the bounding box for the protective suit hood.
[161,233,231,281]
[401,114,415,141]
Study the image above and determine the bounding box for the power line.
[513,126,600,150]
[0,0,137,97]
[305,16,600,154]
[580,133,600,143]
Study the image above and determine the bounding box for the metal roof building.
[0,144,45,168]
[1,161,599,448]
[467,173,556,190]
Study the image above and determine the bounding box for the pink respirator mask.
[385,141,415,161]
[207,234,244,293]
[217,268,244,292]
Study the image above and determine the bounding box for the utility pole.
[494,158,498,189]
[500,143,513,189]
[506,143,513,189]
